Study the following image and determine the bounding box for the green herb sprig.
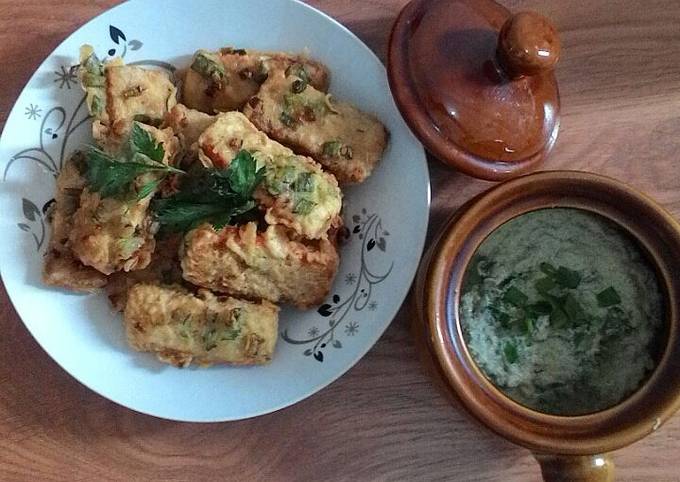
[488,261,625,336]
[152,150,265,232]
[83,123,183,199]
[130,122,165,162]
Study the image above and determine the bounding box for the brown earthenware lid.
[388,0,561,181]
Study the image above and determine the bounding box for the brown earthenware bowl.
[414,171,680,481]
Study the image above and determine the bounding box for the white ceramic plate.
[0,0,429,422]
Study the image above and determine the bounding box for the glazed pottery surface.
[415,171,680,480]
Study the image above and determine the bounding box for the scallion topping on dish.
[291,78,307,94]
[191,50,226,84]
[285,63,310,83]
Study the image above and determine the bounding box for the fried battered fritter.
[182,222,339,308]
[106,234,184,311]
[197,111,342,240]
[162,104,217,155]
[242,69,388,184]
[78,45,177,150]
[106,64,177,136]
[44,44,383,369]
[78,45,117,125]
[124,283,279,366]
[69,125,180,275]
[42,152,108,292]
[182,48,329,114]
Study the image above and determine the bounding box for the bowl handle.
[533,453,614,482]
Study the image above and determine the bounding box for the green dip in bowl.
[460,208,664,415]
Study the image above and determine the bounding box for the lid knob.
[497,11,561,78]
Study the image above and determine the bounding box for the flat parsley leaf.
[153,200,233,232]
[83,123,183,199]
[153,150,264,232]
[226,150,265,199]
[130,123,164,162]
[136,179,162,200]
[84,148,179,198]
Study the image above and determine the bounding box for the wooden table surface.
[1,0,680,480]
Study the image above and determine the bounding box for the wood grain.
[1,0,680,480]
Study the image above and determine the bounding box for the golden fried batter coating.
[182,48,329,114]
[242,69,388,184]
[182,222,339,308]
[124,283,279,366]
[78,46,177,151]
[69,125,180,275]
[70,187,156,275]
[197,111,342,240]
[105,65,177,137]
[106,234,184,311]
[42,152,108,292]
[162,104,217,155]
[46,44,381,369]
[42,255,108,293]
